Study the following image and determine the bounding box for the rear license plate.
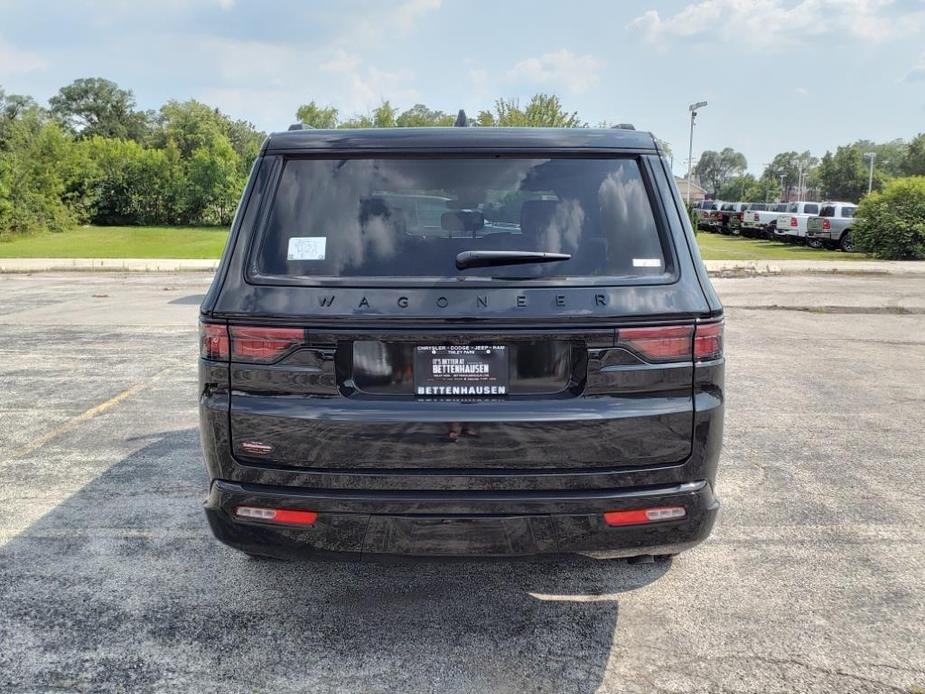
[414,345,509,397]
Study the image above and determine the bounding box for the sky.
[1,0,924,175]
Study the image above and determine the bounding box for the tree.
[295,101,338,129]
[854,139,906,177]
[186,136,243,225]
[760,150,818,200]
[0,107,76,237]
[718,174,779,202]
[901,133,925,176]
[395,104,455,127]
[49,78,148,141]
[853,176,925,259]
[478,94,583,127]
[655,138,672,160]
[818,144,886,202]
[694,148,747,196]
[372,101,398,128]
[0,89,42,144]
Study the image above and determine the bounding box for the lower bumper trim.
[205,479,720,559]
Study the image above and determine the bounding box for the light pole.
[864,152,876,194]
[779,173,785,202]
[686,101,708,204]
[791,158,806,202]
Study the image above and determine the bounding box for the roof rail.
[287,123,314,131]
[454,110,469,127]
[611,123,636,130]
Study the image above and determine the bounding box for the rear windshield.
[820,205,836,217]
[750,203,768,211]
[254,158,668,281]
[803,204,819,214]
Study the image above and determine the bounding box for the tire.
[840,232,854,252]
[806,237,824,249]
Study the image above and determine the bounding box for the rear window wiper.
[455,250,571,270]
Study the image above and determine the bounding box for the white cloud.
[795,86,809,95]
[507,49,604,94]
[905,54,925,82]
[315,49,418,112]
[0,42,47,76]
[393,0,442,32]
[628,0,925,48]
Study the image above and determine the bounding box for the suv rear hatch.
[217,155,716,473]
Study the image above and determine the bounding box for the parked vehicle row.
[692,198,858,251]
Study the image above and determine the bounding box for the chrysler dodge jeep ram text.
[198,123,724,561]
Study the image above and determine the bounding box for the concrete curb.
[1,257,924,276]
[0,258,220,273]
[705,260,925,277]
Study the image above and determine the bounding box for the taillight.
[230,325,305,363]
[694,321,724,361]
[736,212,744,220]
[199,321,229,361]
[790,216,798,227]
[753,213,760,221]
[822,219,831,230]
[603,506,686,527]
[234,506,317,526]
[617,325,693,362]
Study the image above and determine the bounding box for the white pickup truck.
[740,202,789,239]
[774,201,822,242]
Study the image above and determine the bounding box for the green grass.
[0,225,229,258]
[695,232,867,261]
[0,224,868,262]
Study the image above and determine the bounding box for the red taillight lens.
[199,322,229,361]
[753,213,760,221]
[694,321,724,361]
[737,212,744,220]
[234,506,317,526]
[229,325,305,363]
[617,325,693,362]
[790,216,798,227]
[603,506,686,527]
[822,219,831,230]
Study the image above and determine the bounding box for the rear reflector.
[199,322,229,361]
[229,326,305,363]
[694,321,724,361]
[603,506,686,527]
[234,506,318,526]
[790,216,798,227]
[617,325,693,362]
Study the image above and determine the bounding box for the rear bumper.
[204,479,720,559]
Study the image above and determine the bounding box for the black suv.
[199,125,724,561]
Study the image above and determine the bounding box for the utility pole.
[686,101,708,204]
[779,173,785,202]
[864,152,876,194]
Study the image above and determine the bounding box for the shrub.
[853,176,925,260]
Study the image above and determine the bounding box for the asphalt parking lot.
[1,271,923,694]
